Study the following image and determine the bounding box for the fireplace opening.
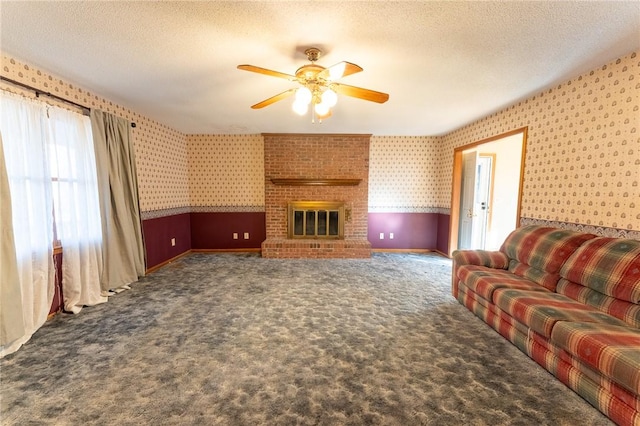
[288,201,344,239]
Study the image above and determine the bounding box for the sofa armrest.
[452,250,509,270]
[451,250,510,298]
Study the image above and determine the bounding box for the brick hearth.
[261,133,372,258]
[261,239,372,259]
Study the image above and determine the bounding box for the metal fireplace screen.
[288,201,344,239]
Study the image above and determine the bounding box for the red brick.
[262,134,372,258]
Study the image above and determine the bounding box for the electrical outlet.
[233,233,238,240]
[379,233,384,240]
[171,238,176,247]
[389,233,394,239]
[244,232,249,239]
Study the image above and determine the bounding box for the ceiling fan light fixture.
[292,99,309,115]
[314,102,330,116]
[321,88,338,107]
[295,86,312,105]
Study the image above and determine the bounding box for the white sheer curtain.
[0,92,55,357]
[0,133,26,352]
[48,107,106,314]
[1,91,106,357]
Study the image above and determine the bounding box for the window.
[46,106,102,251]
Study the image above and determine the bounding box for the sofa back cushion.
[560,237,640,304]
[557,279,640,329]
[506,260,562,291]
[500,226,596,290]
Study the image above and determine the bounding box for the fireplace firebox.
[288,201,344,239]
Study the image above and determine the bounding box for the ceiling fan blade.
[237,64,296,81]
[250,88,296,109]
[333,83,389,103]
[318,61,363,81]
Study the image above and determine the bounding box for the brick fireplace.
[261,133,372,258]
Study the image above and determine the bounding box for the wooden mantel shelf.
[270,178,361,186]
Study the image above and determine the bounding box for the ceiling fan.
[237,48,389,121]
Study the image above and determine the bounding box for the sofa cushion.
[500,225,596,288]
[557,278,640,329]
[494,289,627,338]
[560,237,640,304]
[456,265,549,302]
[507,260,562,291]
[551,321,640,395]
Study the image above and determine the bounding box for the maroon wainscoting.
[437,213,451,256]
[190,212,266,250]
[367,213,438,250]
[142,213,192,270]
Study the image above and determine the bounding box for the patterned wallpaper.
[1,55,190,216]
[4,51,638,233]
[187,134,264,211]
[369,136,443,212]
[439,51,640,232]
[135,122,189,215]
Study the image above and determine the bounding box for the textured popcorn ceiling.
[1,1,638,135]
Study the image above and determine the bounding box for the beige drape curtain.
[90,110,145,291]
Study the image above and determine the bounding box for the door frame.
[448,127,528,256]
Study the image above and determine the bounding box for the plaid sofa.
[452,225,640,426]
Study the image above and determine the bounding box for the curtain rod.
[0,76,136,128]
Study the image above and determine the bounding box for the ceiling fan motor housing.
[295,64,325,82]
[304,47,321,62]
